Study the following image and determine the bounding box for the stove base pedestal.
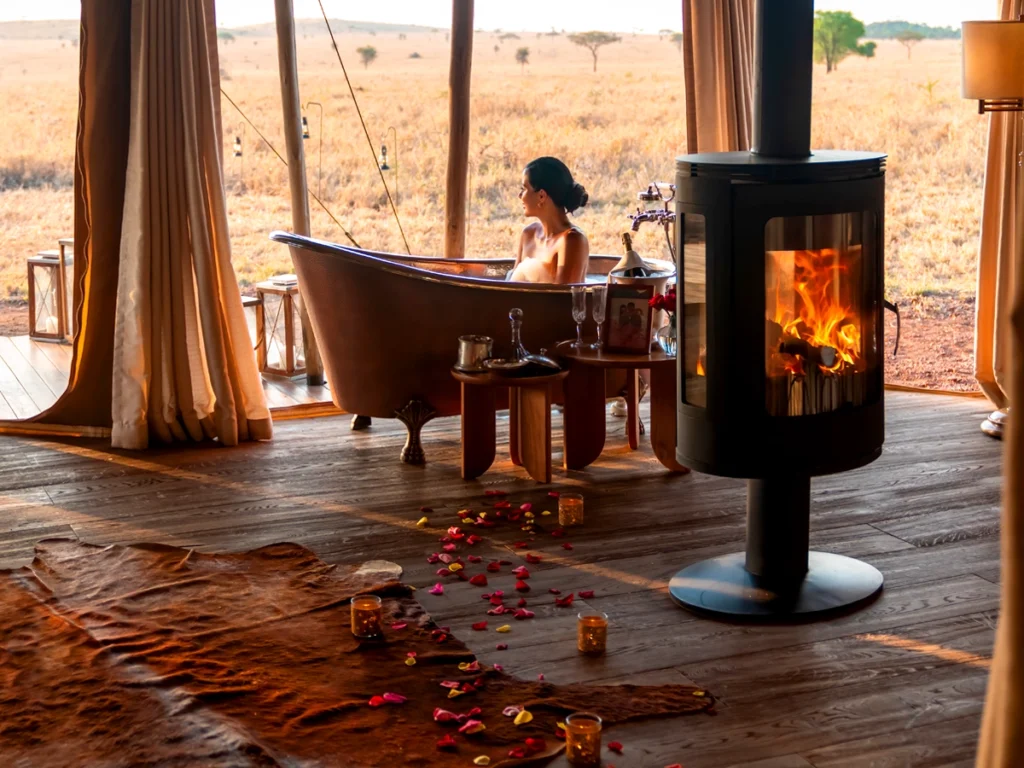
[668,550,883,617]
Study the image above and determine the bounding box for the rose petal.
[473,757,491,766]
[562,542,574,550]
[495,643,508,650]
[514,709,534,726]
[508,747,527,759]
[490,595,505,606]
[459,719,486,735]
[520,503,533,512]
[517,597,528,607]
[404,657,416,666]
[541,510,552,516]
[548,588,561,595]
[466,534,482,546]
[428,583,444,595]
[550,528,566,538]
[494,663,504,671]
[448,562,464,572]
[382,692,407,704]
[492,590,504,598]
[443,543,457,552]
[485,489,508,497]
[368,695,386,707]
[439,553,454,564]
[555,593,575,607]
[448,688,465,698]
[608,741,624,754]
[436,733,458,750]
[433,707,457,722]
[457,509,471,518]
[458,661,482,672]
[426,553,440,564]
[693,690,705,697]
[496,624,511,633]
[487,606,507,616]
[512,566,530,578]
[513,608,535,620]
[440,681,461,689]
[472,621,488,631]
[447,525,462,536]
[515,580,531,592]
[486,561,501,573]
[416,516,429,528]
[579,590,595,599]
[537,673,545,681]
[407,651,417,658]
[494,500,511,509]
[503,705,523,717]
[513,541,528,549]
[525,553,542,564]
[469,574,488,586]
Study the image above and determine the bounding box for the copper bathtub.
[269,232,673,462]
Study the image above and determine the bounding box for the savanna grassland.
[0,22,985,388]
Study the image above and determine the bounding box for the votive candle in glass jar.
[351,594,384,639]
[577,611,608,655]
[558,492,584,527]
[565,712,603,766]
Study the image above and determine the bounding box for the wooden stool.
[556,342,689,473]
[451,368,568,483]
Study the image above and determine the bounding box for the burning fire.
[768,247,863,375]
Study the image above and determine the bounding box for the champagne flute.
[589,284,607,350]
[571,285,587,349]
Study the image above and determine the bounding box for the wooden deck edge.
[0,421,111,439]
[883,383,986,399]
[270,402,345,421]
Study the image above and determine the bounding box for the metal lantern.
[58,237,75,342]
[255,277,305,377]
[241,295,262,353]
[27,251,65,341]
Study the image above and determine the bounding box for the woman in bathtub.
[509,157,590,284]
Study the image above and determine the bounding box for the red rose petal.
[525,554,542,564]
[519,503,533,512]
[472,621,488,631]
[485,489,508,497]
[496,643,508,650]
[368,695,386,707]
[513,541,528,549]
[511,566,530,578]
[548,588,561,595]
[487,606,506,615]
[524,737,547,754]
[490,595,505,606]
[468,555,483,563]
[508,747,527,759]
[436,734,458,750]
[562,542,574,550]
[548,491,560,498]
[579,590,595,599]
[537,673,545,681]
[517,597,528,607]
[466,534,482,546]
[515,580,531,592]
[555,593,575,607]
[486,561,501,573]
[469,574,488,587]
[457,509,471,518]
[442,543,457,552]
[550,528,566,538]
[608,741,624,754]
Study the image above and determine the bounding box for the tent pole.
[443,0,474,259]
[274,0,324,385]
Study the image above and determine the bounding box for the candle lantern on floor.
[58,238,75,343]
[576,611,608,655]
[558,493,584,527]
[564,712,603,766]
[255,276,305,377]
[351,594,384,638]
[27,251,66,341]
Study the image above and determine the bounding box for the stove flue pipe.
[752,0,814,158]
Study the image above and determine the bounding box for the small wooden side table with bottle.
[556,342,688,473]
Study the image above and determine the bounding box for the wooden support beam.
[443,0,474,259]
[273,0,324,385]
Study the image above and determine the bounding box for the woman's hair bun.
[567,182,589,214]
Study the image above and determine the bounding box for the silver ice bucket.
[455,335,493,372]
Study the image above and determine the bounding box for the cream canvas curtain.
[682,0,755,153]
[111,0,271,449]
[976,4,1024,764]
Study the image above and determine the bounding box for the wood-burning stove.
[669,0,886,616]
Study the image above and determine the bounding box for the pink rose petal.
[428,583,444,596]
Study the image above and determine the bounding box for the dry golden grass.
[0,31,985,305]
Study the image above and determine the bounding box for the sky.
[0,0,997,31]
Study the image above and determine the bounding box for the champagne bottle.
[613,233,651,278]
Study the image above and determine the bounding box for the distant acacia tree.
[357,45,378,69]
[670,32,683,52]
[896,29,925,59]
[499,32,521,41]
[568,31,621,72]
[813,11,875,73]
[515,47,530,72]
[217,30,235,44]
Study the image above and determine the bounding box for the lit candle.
[577,611,608,655]
[558,493,584,527]
[565,712,603,766]
[351,594,383,639]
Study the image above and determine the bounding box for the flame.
[769,247,863,374]
[696,358,705,376]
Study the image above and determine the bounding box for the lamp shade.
[962,21,1024,100]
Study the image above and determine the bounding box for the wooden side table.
[556,342,689,473]
[451,368,569,483]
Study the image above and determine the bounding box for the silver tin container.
[455,335,493,372]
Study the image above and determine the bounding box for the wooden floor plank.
[0,336,57,412]
[9,335,69,400]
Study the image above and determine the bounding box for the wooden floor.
[0,336,333,417]
[0,391,1002,767]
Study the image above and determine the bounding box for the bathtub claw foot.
[351,415,372,431]
[396,400,436,465]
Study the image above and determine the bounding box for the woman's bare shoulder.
[564,227,589,250]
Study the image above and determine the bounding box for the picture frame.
[602,284,654,354]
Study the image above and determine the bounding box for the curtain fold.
[682,0,755,153]
[977,6,1024,765]
[109,0,270,449]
